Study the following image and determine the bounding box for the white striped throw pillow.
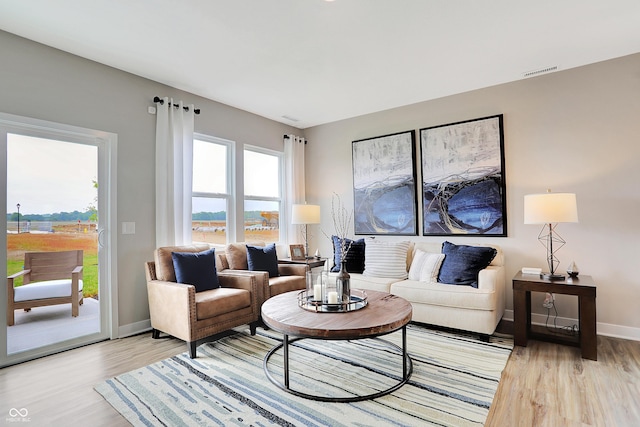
[408,249,445,282]
[363,240,411,279]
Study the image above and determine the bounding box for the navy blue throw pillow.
[438,241,497,288]
[331,236,366,273]
[246,243,280,278]
[171,248,219,292]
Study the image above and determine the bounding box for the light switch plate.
[122,222,136,235]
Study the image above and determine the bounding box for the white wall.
[304,53,640,340]
[0,30,299,332]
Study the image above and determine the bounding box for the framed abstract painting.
[352,130,418,235]
[420,115,507,236]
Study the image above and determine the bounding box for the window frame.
[243,144,285,244]
[192,133,236,244]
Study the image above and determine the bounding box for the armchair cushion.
[13,279,84,302]
[225,241,265,270]
[246,244,279,278]
[172,248,219,293]
[195,287,251,320]
[438,241,497,288]
[155,244,210,282]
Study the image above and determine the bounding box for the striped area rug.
[95,324,512,426]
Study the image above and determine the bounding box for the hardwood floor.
[486,336,640,426]
[0,333,186,426]
[1,330,639,426]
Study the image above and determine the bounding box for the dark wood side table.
[512,272,597,360]
[278,257,326,269]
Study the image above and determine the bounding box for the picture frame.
[289,244,306,260]
[352,130,418,235]
[419,114,507,236]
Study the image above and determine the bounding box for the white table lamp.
[291,204,321,258]
[524,191,578,280]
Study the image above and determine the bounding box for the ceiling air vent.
[281,115,299,122]
[522,65,559,79]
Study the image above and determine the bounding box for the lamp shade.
[291,204,321,225]
[524,193,578,224]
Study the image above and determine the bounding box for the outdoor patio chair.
[7,250,84,326]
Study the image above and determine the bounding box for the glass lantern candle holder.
[306,270,327,303]
[325,277,340,305]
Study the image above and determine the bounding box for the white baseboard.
[118,314,640,343]
[118,319,152,338]
[502,309,640,342]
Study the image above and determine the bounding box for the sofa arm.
[278,264,308,277]
[477,265,504,291]
[147,279,195,341]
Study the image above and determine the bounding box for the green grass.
[7,254,99,299]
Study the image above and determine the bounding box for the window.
[244,147,283,244]
[192,135,234,245]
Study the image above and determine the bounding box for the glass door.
[1,113,116,366]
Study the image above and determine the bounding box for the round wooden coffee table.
[261,289,413,402]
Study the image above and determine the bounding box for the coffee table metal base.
[263,325,413,403]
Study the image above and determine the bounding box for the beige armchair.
[216,242,307,306]
[7,250,84,326]
[145,244,261,358]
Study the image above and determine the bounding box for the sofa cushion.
[331,236,366,273]
[391,280,496,311]
[330,272,396,293]
[246,243,279,278]
[438,241,497,288]
[363,240,411,280]
[408,249,445,282]
[171,248,220,293]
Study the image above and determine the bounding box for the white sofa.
[329,241,505,337]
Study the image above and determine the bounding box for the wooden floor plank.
[485,336,640,427]
[1,330,639,426]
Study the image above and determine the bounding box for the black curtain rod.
[153,96,200,115]
[283,134,307,144]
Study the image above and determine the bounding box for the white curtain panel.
[284,135,306,245]
[155,97,195,247]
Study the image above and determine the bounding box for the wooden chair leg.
[188,341,197,359]
[7,309,15,327]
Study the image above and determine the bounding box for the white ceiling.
[1,0,639,129]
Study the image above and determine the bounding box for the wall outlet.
[543,292,555,309]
